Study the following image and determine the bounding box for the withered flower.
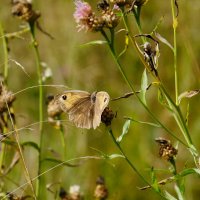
[155,138,178,161]
[141,41,159,77]
[134,0,149,7]
[47,95,63,129]
[101,107,114,126]
[110,0,133,8]
[94,176,108,200]
[11,0,40,23]
[0,84,16,114]
[101,6,119,29]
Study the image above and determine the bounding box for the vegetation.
[0,0,200,199]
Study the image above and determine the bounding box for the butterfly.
[55,90,110,129]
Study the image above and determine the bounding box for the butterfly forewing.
[56,90,90,112]
[93,92,110,129]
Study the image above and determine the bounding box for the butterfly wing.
[93,91,110,129]
[56,90,95,129]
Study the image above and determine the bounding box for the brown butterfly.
[55,90,110,129]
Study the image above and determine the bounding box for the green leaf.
[116,119,131,143]
[163,191,178,200]
[117,34,129,59]
[158,88,173,112]
[140,69,148,105]
[43,157,80,167]
[178,89,200,104]
[21,141,40,152]
[174,184,184,200]
[155,32,174,51]
[80,40,107,47]
[185,102,190,127]
[126,117,161,127]
[2,139,16,146]
[150,167,160,192]
[108,154,125,159]
[179,168,200,176]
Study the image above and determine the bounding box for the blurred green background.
[0,0,200,199]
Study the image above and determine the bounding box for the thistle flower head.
[73,0,94,32]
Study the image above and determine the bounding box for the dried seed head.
[134,0,149,6]
[47,95,63,118]
[142,41,159,77]
[101,8,119,28]
[101,107,114,126]
[97,0,110,11]
[155,138,178,161]
[110,0,132,7]
[11,0,40,23]
[59,187,68,199]
[47,95,63,128]
[94,176,108,200]
[0,85,16,113]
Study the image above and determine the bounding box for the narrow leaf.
[163,191,178,200]
[155,32,174,51]
[140,69,148,105]
[150,167,160,192]
[174,184,184,200]
[80,40,107,47]
[179,168,200,176]
[118,34,129,59]
[21,141,40,152]
[178,89,200,104]
[108,154,125,159]
[43,158,80,167]
[116,119,131,143]
[185,103,190,127]
[126,117,161,127]
[158,88,173,112]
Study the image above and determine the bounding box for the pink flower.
[73,0,93,32]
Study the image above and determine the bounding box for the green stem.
[4,27,30,39]
[108,128,167,199]
[171,0,179,105]
[102,32,187,147]
[0,121,8,174]
[29,22,44,198]
[170,158,184,198]
[0,24,9,83]
[59,122,67,160]
[121,11,198,158]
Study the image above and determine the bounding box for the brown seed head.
[0,85,16,113]
[94,176,108,200]
[11,0,40,23]
[101,107,114,126]
[155,138,178,161]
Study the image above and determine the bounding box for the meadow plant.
[0,0,200,199]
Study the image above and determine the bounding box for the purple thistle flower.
[73,0,93,32]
